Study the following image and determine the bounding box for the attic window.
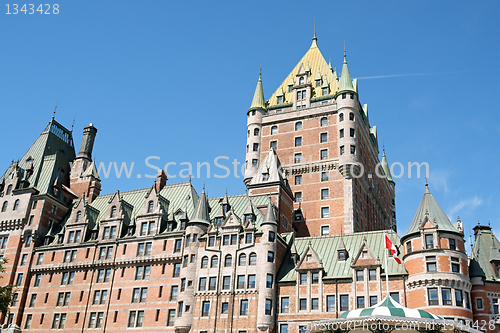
[6,185,12,195]
[315,79,321,87]
[262,173,269,181]
[322,87,329,96]
[361,250,368,258]
[299,76,305,85]
[76,212,81,223]
[110,206,116,218]
[277,96,283,104]
[306,254,312,261]
[148,201,153,213]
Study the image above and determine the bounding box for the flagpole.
[384,234,390,297]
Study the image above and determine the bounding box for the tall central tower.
[243,34,396,237]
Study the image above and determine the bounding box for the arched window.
[76,211,81,223]
[1,201,7,212]
[13,200,19,211]
[249,253,257,266]
[6,185,12,195]
[299,76,305,85]
[201,256,208,268]
[239,254,247,266]
[349,112,354,121]
[253,128,259,136]
[339,113,344,122]
[271,126,278,135]
[211,255,218,268]
[295,122,302,131]
[320,117,328,127]
[110,206,116,218]
[224,254,232,267]
[148,201,154,213]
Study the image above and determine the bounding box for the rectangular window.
[280,324,289,333]
[245,233,253,244]
[36,253,44,265]
[266,274,273,288]
[390,292,399,303]
[173,263,180,277]
[267,251,274,263]
[321,188,329,200]
[170,286,178,301]
[221,302,229,314]
[340,295,349,311]
[253,143,259,152]
[248,275,256,288]
[321,172,329,181]
[240,300,249,315]
[294,153,302,163]
[208,236,215,247]
[167,309,175,326]
[311,298,319,310]
[281,297,289,313]
[321,207,329,218]
[265,299,272,315]
[465,291,470,309]
[350,145,356,154]
[357,296,365,309]
[350,128,355,137]
[295,175,302,185]
[174,239,182,252]
[321,225,329,235]
[407,241,412,253]
[202,301,210,316]
[295,137,302,147]
[268,231,275,242]
[340,145,344,155]
[199,278,207,291]
[428,288,439,305]
[135,266,150,280]
[370,296,378,306]
[29,294,37,307]
[299,273,307,284]
[369,269,377,281]
[442,288,451,305]
[320,132,328,143]
[312,272,319,284]
[223,276,230,290]
[425,234,434,249]
[452,263,460,273]
[320,149,328,160]
[449,238,456,250]
[237,275,245,289]
[230,234,237,245]
[455,289,463,307]
[223,235,230,245]
[24,314,32,329]
[127,310,144,328]
[299,298,307,310]
[209,277,217,290]
[16,273,23,285]
[20,254,28,266]
[326,295,335,312]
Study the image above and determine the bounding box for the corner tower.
[401,184,472,321]
[244,71,266,185]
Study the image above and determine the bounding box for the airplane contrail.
[357,70,470,80]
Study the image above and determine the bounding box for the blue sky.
[1,0,499,244]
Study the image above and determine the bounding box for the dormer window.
[315,79,321,87]
[262,173,269,181]
[425,234,434,249]
[76,212,81,223]
[322,87,329,96]
[288,85,293,92]
[110,206,117,218]
[299,76,304,85]
[6,185,12,195]
[147,201,154,213]
[215,217,222,227]
[277,96,283,104]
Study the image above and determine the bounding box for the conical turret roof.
[381,149,394,183]
[404,185,459,236]
[262,200,277,226]
[249,73,265,111]
[190,190,210,225]
[338,54,355,92]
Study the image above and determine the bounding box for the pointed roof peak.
[249,68,265,111]
[338,46,354,93]
[262,199,277,226]
[190,189,210,226]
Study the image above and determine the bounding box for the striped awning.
[338,296,442,320]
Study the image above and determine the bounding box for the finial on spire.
[259,62,262,78]
[343,41,346,61]
[425,176,428,187]
[313,17,316,40]
[52,101,58,120]
[71,115,76,132]
[383,139,385,153]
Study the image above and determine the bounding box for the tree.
[0,259,15,315]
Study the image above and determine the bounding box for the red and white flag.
[385,235,401,264]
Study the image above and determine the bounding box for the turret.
[335,52,359,178]
[401,184,472,321]
[244,70,266,185]
[256,199,278,331]
[174,189,210,333]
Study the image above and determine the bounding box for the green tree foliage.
[0,259,15,315]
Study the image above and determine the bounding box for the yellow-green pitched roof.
[249,74,265,111]
[267,37,339,108]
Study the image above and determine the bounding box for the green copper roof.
[277,230,405,282]
[338,55,355,92]
[470,225,500,281]
[262,200,277,226]
[190,189,210,225]
[249,73,265,111]
[381,150,394,183]
[404,185,458,236]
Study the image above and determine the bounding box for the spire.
[262,199,277,226]
[190,189,210,226]
[249,68,266,111]
[381,149,394,184]
[311,20,318,49]
[338,45,355,92]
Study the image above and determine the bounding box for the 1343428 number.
[6,4,59,14]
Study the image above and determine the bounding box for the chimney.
[155,169,168,192]
[77,123,98,160]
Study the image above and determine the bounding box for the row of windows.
[407,236,457,252]
[179,299,271,318]
[294,171,330,187]
[427,288,470,308]
[201,253,258,268]
[270,117,328,135]
[339,128,355,138]
[426,255,461,273]
[339,145,356,155]
[293,150,329,163]
[1,199,20,212]
[339,112,355,122]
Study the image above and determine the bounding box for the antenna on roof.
[71,115,76,132]
[52,101,58,120]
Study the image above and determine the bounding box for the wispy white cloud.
[429,169,451,194]
[447,196,483,220]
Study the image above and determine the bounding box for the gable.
[351,240,380,267]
